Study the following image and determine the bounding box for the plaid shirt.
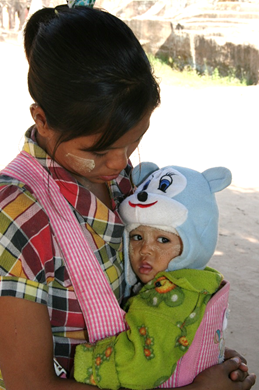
[0,127,133,383]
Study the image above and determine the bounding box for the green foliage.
[148,54,247,87]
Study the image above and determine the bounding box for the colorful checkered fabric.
[3,151,128,344]
[0,127,133,382]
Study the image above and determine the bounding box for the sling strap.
[1,151,126,343]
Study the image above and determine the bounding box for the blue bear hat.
[119,163,232,289]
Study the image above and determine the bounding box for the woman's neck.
[75,175,112,209]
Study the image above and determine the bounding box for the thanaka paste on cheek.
[171,244,182,258]
[129,241,135,259]
[65,153,95,172]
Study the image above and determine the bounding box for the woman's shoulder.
[0,174,50,230]
[0,175,56,276]
[0,174,37,205]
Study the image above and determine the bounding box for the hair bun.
[24,7,58,61]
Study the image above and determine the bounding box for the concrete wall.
[99,0,259,84]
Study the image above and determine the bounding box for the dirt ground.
[0,39,258,385]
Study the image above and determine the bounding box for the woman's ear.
[30,103,51,136]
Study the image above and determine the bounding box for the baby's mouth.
[139,262,152,274]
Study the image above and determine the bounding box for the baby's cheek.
[128,242,139,269]
[128,242,135,258]
[172,244,182,257]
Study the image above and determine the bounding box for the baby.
[129,224,182,285]
[74,163,232,389]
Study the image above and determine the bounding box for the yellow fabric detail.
[86,224,105,248]
[95,199,109,224]
[10,259,27,278]
[3,192,34,220]
[106,266,118,284]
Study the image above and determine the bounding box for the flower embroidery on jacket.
[81,344,114,385]
[140,275,185,307]
[174,307,202,351]
[138,325,155,360]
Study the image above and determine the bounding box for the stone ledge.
[1,0,258,84]
[98,0,259,84]
[124,17,259,84]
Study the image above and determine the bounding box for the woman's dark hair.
[24,5,160,151]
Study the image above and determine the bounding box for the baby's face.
[129,225,182,284]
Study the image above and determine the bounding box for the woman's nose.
[106,149,128,171]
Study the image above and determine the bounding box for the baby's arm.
[74,308,180,389]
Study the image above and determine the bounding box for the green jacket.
[74,267,223,390]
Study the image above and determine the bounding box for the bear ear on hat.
[202,167,232,194]
[131,162,159,187]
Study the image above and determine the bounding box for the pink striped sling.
[2,151,230,387]
[1,151,126,343]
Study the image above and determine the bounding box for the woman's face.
[37,110,152,184]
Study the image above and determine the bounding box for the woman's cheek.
[65,153,96,173]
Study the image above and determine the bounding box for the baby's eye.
[130,234,142,241]
[157,237,170,244]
